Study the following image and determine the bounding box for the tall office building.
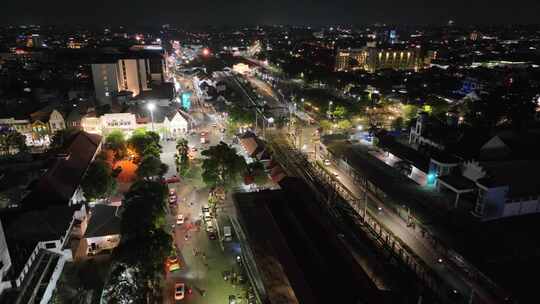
[91,51,166,105]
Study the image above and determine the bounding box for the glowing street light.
[147,103,156,131]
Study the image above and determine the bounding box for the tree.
[462,91,506,130]
[0,130,28,156]
[201,142,247,188]
[332,105,347,119]
[319,120,333,133]
[142,142,161,159]
[81,160,117,200]
[121,180,167,238]
[136,155,164,179]
[128,130,161,157]
[337,119,352,131]
[102,264,144,304]
[109,180,172,303]
[402,104,420,123]
[247,161,268,186]
[391,117,404,131]
[227,104,255,125]
[175,138,190,176]
[105,130,127,161]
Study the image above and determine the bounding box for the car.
[201,205,210,213]
[208,231,217,240]
[205,220,215,233]
[229,295,237,304]
[174,283,185,300]
[169,189,177,196]
[176,214,185,225]
[324,159,331,166]
[223,226,232,242]
[166,175,181,183]
[169,195,177,204]
[203,211,212,222]
[332,172,339,179]
[167,256,181,272]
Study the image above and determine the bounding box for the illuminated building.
[335,45,430,73]
[26,34,44,48]
[91,51,166,105]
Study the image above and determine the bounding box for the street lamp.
[147,103,156,132]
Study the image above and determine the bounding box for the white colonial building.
[100,113,138,136]
[163,110,191,138]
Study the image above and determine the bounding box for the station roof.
[234,177,387,304]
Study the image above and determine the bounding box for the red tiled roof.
[22,131,102,207]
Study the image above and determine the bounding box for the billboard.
[181,92,192,110]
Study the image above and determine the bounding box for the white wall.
[119,59,140,97]
[85,235,120,254]
[503,199,540,217]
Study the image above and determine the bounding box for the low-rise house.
[83,205,121,256]
[65,109,83,130]
[30,108,66,136]
[438,160,540,220]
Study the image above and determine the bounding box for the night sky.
[2,0,540,26]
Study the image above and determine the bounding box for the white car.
[324,159,331,166]
[176,214,185,225]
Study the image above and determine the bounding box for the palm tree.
[175,138,190,176]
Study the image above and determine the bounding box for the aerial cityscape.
[1,2,540,304]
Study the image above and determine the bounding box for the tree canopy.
[136,155,167,179]
[0,130,27,156]
[81,160,117,200]
[128,130,161,157]
[106,180,172,303]
[247,161,268,186]
[201,142,247,188]
[105,130,127,161]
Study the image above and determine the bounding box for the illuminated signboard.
[181,92,192,110]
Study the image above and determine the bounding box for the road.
[250,71,504,303]
[161,57,253,303]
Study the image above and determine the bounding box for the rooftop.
[21,131,102,208]
[84,204,121,238]
[477,160,540,198]
[234,177,388,304]
[0,205,79,280]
